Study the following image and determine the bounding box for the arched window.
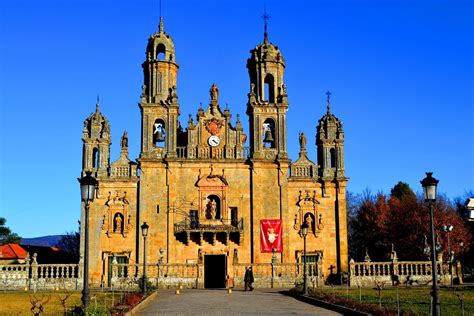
[205,195,221,220]
[153,119,166,147]
[264,74,275,103]
[156,43,166,60]
[262,118,276,148]
[92,148,99,168]
[330,148,336,168]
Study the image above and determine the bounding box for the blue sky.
[1,0,472,238]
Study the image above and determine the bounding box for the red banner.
[260,219,282,253]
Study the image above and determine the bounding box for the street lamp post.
[442,224,454,285]
[141,222,149,296]
[421,172,440,316]
[300,223,309,296]
[460,241,464,282]
[78,171,98,310]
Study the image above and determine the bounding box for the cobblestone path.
[137,288,341,315]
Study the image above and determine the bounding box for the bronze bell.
[154,123,166,142]
[263,129,274,143]
[155,130,165,142]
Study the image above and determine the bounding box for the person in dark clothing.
[244,265,254,291]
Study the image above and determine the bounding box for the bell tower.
[246,15,288,160]
[316,92,345,180]
[140,17,180,159]
[82,97,111,177]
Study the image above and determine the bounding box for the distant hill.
[21,235,64,247]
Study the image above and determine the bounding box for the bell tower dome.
[246,14,288,160]
[140,17,180,159]
[82,97,111,178]
[316,92,345,180]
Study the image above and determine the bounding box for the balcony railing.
[176,146,250,159]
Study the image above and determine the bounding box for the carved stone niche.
[294,190,322,236]
[196,168,229,223]
[103,191,133,238]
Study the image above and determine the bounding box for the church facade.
[80,17,348,287]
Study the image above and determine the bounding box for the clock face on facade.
[208,135,220,147]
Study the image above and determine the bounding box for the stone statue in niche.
[206,198,218,219]
[198,249,203,264]
[233,248,238,264]
[304,213,315,233]
[114,213,123,233]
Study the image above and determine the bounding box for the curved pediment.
[196,174,228,187]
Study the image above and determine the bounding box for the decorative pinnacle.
[159,16,164,33]
[262,7,270,43]
[158,0,164,33]
[326,90,332,113]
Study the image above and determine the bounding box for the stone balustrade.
[349,259,454,287]
[0,260,81,291]
[2,256,457,291]
[176,146,250,159]
[233,262,320,288]
[111,263,200,289]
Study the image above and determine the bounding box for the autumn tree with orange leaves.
[348,182,471,261]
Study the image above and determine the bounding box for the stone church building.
[80,17,348,288]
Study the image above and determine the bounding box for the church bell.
[154,123,166,142]
[263,129,274,143]
[155,130,165,142]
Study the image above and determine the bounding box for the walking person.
[244,265,254,291]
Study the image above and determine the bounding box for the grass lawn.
[0,291,124,315]
[312,286,474,315]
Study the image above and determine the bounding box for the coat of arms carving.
[205,118,224,135]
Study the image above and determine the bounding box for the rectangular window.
[107,255,129,286]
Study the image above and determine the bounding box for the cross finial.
[96,94,100,112]
[262,7,270,43]
[158,0,164,33]
[326,90,331,113]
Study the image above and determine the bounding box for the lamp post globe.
[141,222,149,296]
[420,172,440,316]
[79,171,98,202]
[421,172,438,202]
[78,171,98,310]
[300,222,309,295]
[141,222,149,237]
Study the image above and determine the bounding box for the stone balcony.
[176,146,250,160]
[174,218,244,246]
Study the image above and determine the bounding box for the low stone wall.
[110,262,322,289]
[111,263,201,289]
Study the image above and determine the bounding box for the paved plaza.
[136,288,341,315]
